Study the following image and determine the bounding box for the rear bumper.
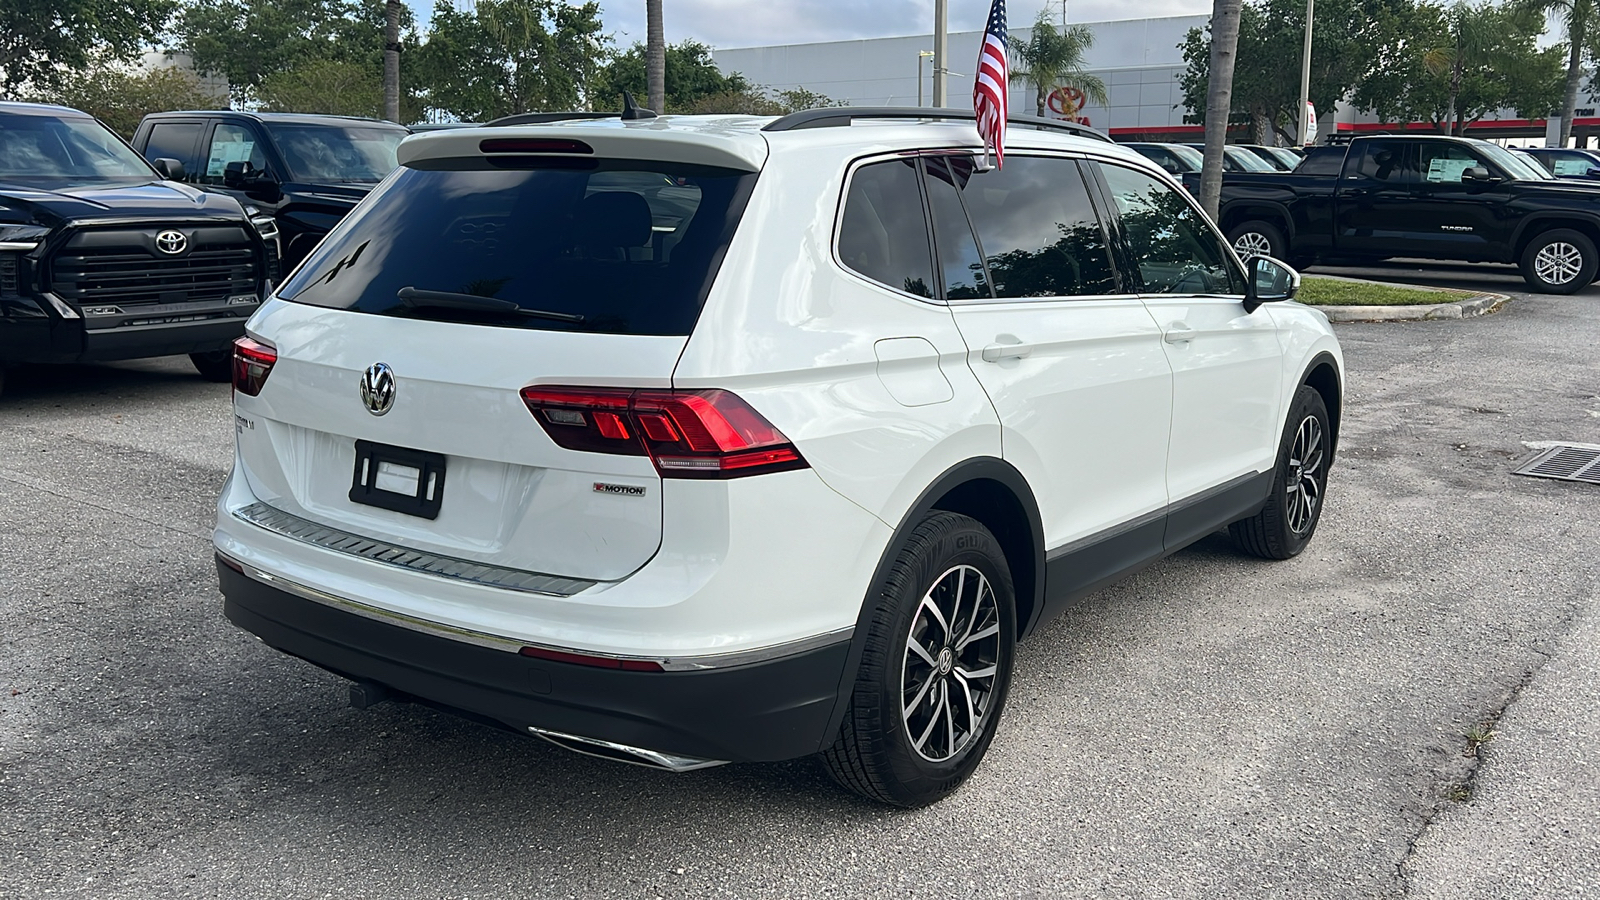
[217,558,851,763]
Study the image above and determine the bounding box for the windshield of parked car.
[1473,141,1551,181]
[1224,147,1276,172]
[0,111,157,187]
[266,124,405,183]
[278,159,758,335]
[1165,144,1205,170]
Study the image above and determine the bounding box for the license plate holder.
[349,440,447,520]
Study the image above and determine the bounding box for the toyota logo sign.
[359,362,396,416]
[155,230,188,255]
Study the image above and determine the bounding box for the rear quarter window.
[278,158,758,336]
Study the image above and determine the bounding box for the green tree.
[175,0,415,105]
[1354,0,1561,133]
[413,0,607,121]
[686,85,845,115]
[1180,0,1410,143]
[0,0,176,94]
[1523,0,1591,145]
[23,64,226,137]
[593,41,748,113]
[259,58,385,118]
[1008,11,1108,118]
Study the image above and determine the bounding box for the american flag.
[973,0,1009,167]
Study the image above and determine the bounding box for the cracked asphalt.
[2,260,1597,898]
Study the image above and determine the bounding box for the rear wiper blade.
[396,286,585,323]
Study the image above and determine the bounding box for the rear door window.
[955,155,1117,298]
[278,159,758,336]
[836,158,936,298]
[1350,140,1414,183]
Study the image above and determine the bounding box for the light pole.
[1297,0,1314,145]
[918,51,935,107]
[933,0,949,107]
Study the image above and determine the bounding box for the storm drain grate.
[1513,445,1600,485]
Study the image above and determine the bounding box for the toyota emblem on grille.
[359,363,396,416]
[155,230,188,255]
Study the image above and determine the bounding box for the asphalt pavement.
[2,264,1597,898]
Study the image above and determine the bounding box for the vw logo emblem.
[154,230,188,255]
[359,362,396,416]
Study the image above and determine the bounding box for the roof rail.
[483,111,615,127]
[762,106,1114,143]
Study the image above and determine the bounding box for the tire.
[822,511,1017,807]
[1227,219,1287,261]
[1230,385,1331,560]
[190,349,233,383]
[1519,228,1597,294]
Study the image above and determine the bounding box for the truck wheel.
[1228,220,1286,261]
[190,350,234,383]
[1520,229,1597,294]
[822,511,1016,807]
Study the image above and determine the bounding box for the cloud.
[409,0,1214,50]
[600,0,1212,49]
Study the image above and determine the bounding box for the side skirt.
[1033,471,1274,633]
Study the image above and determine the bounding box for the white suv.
[215,109,1343,807]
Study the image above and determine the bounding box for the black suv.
[132,111,408,268]
[0,102,276,395]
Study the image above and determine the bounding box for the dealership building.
[711,15,1592,145]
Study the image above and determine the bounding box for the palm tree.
[1524,0,1591,145]
[383,0,400,123]
[1422,2,1508,135]
[1200,0,1243,220]
[646,0,665,113]
[1008,11,1108,119]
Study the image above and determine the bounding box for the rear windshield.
[278,158,758,336]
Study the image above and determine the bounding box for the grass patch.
[1297,276,1477,307]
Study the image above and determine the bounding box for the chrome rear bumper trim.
[233,501,596,597]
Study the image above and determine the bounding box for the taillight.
[520,386,808,479]
[232,336,276,397]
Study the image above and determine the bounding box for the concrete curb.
[1317,292,1509,322]
[1304,275,1510,323]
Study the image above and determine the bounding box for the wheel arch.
[817,457,1046,750]
[1220,202,1295,241]
[1511,214,1600,260]
[1298,351,1343,465]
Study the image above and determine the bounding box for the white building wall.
[712,16,1204,136]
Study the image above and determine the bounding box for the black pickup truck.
[1194,134,1600,293]
[131,111,408,269]
[0,102,277,396]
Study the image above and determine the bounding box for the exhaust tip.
[527,726,727,772]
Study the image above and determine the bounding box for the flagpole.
[933,0,949,107]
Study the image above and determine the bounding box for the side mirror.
[1586,168,1600,178]
[1461,166,1501,184]
[1243,255,1299,313]
[151,157,186,181]
[223,160,252,187]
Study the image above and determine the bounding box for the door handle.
[981,335,1032,362]
[1164,323,1194,344]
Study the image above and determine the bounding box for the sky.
[405,0,1212,50]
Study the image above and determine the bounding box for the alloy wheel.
[1285,414,1325,535]
[1233,232,1274,257]
[1534,241,1584,285]
[901,565,1002,763]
